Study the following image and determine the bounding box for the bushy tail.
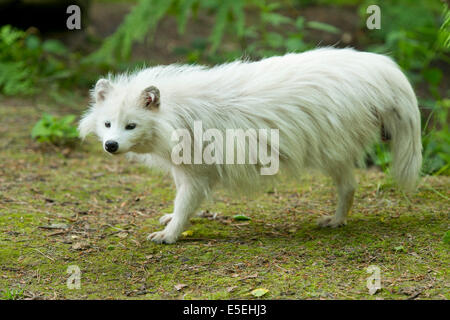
[381,93,422,192]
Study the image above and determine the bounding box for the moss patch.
[0,99,448,300]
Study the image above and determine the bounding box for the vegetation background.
[0,0,448,300]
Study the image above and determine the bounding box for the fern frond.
[84,0,174,64]
[438,4,450,49]
[176,0,199,34]
[209,0,247,54]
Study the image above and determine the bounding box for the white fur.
[79,48,422,244]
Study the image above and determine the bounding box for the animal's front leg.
[148,182,204,244]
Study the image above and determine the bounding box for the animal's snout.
[105,140,119,153]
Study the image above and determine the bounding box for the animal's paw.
[159,213,173,225]
[147,230,178,244]
[317,216,347,228]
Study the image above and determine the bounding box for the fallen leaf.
[251,288,269,297]
[182,230,194,237]
[174,283,188,291]
[233,214,251,221]
[239,273,258,280]
[71,242,90,250]
[39,223,69,230]
[117,232,128,239]
[197,211,219,219]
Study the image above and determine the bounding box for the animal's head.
[78,78,161,154]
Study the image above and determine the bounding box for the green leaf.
[31,121,51,139]
[261,12,292,27]
[231,0,245,38]
[295,17,305,30]
[176,0,198,34]
[306,21,340,34]
[265,32,284,49]
[61,114,76,125]
[25,35,41,50]
[42,39,68,55]
[285,36,307,52]
[209,1,230,53]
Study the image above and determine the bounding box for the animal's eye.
[105,121,111,128]
[125,123,136,130]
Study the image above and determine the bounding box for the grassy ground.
[0,99,448,300]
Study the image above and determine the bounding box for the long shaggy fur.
[79,48,422,243]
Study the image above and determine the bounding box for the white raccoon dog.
[79,48,422,244]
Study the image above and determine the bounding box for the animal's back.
[131,48,421,189]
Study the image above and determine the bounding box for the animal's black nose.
[105,140,118,153]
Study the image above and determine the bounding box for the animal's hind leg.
[318,167,356,228]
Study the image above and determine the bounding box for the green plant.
[370,143,391,173]
[0,25,74,96]
[84,0,177,64]
[0,25,36,95]
[361,1,449,176]
[240,2,339,60]
[438,4,450,49]
[86,0,341,64]
[31,113,79,145]
[360,0,447,71]
[421,98,450,175]
[1,288,24,300]
[444,230,450,245]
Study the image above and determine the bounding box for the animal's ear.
[139,86,160,110]
[78,109,96,140]
[94,78,112,102]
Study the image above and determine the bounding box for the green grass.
[1,287,24,300]
[0,98,448,300]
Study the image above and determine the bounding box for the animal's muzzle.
[105,140,119,153]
